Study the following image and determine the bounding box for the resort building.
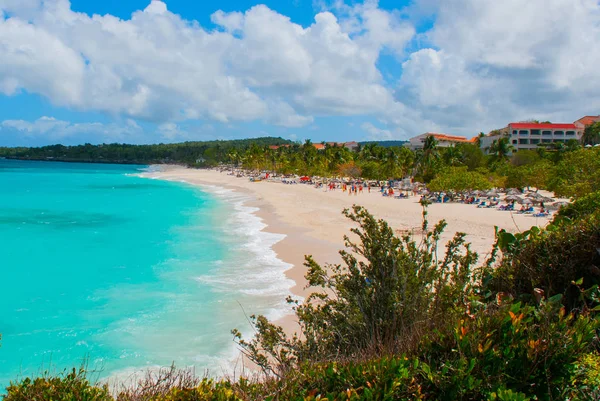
[506,122,583,151]
[406,133,475,150]
[344,141,360,151]
[575,115,600,129]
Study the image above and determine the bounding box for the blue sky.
[0,0,598,146]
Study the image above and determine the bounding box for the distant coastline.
[1,156,154,166]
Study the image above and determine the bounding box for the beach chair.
[477,202,487,208]
[532,212,549,218]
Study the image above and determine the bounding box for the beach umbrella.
[486,189,499,197]
[519,198,533,205]
[552,201,570,208]
[505,195,522,202]
[541,196,555,203]
[507,188,522,195]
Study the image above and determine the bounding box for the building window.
[542,139,552,143]
[512,140,518,145]
[554,131,564,136]
[519,138,529,145]
[512,130,518,135]
[566,131,575,136]
[553,139,564,143]
[519,130,529,136]
[530,138,540,144]
[542,130,552,136]
[531,129,541,135]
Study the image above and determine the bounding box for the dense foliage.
[230,200,600,400]
[0,138,293,165]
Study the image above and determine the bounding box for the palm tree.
[488,137,514,161]
[442,146,462,167]
[474,132,485,147]
[582,122,600,146]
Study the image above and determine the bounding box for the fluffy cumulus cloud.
[399,0,600,133]
[0,0,599,142]
[0,0,418,136]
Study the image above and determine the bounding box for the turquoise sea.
[0,159,293,389]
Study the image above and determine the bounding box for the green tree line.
[2,136,599,198]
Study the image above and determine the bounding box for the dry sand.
[143,167,553,333]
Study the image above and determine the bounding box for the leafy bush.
[547,148,600,198]
[556,190,600,220]
[488,207,600,312]
[428,166,493,192]
[234,205,478,375]
[418,299,598,399]
[5,368,112,401]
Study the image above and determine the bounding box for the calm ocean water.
[0,160,293,389]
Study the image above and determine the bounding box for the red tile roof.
[509,123,578,130]
[575,116,600,127]
[426,133,472,143]
[313,144,325,150]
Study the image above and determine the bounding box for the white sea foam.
[101,178,300,386]
[194,183,300,312]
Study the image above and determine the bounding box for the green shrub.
[234,205,479,374]
[5,368,112,401]
[418,299,598,399]
[487,210,600,312]
[555,190,600,221]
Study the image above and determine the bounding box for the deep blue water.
[0,160,293,389]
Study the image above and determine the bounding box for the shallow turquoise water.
[0,160,293,389]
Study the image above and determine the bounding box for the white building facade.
[507,123,583,151]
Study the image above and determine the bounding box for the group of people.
[326,182,370,195]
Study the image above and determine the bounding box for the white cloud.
[0,116,142,142]
[398,0,600,134]
[361,122,392,140]
[0,0,598,141]
[0,0,417,133]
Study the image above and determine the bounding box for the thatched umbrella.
[486,189,499,197]
[506,188,522,195]
[519,198,533,205]
[505,195,522,202]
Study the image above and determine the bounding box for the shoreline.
[141,166,558,335]
[139,168,340,335]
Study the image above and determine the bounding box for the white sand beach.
[143,167,557,332]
